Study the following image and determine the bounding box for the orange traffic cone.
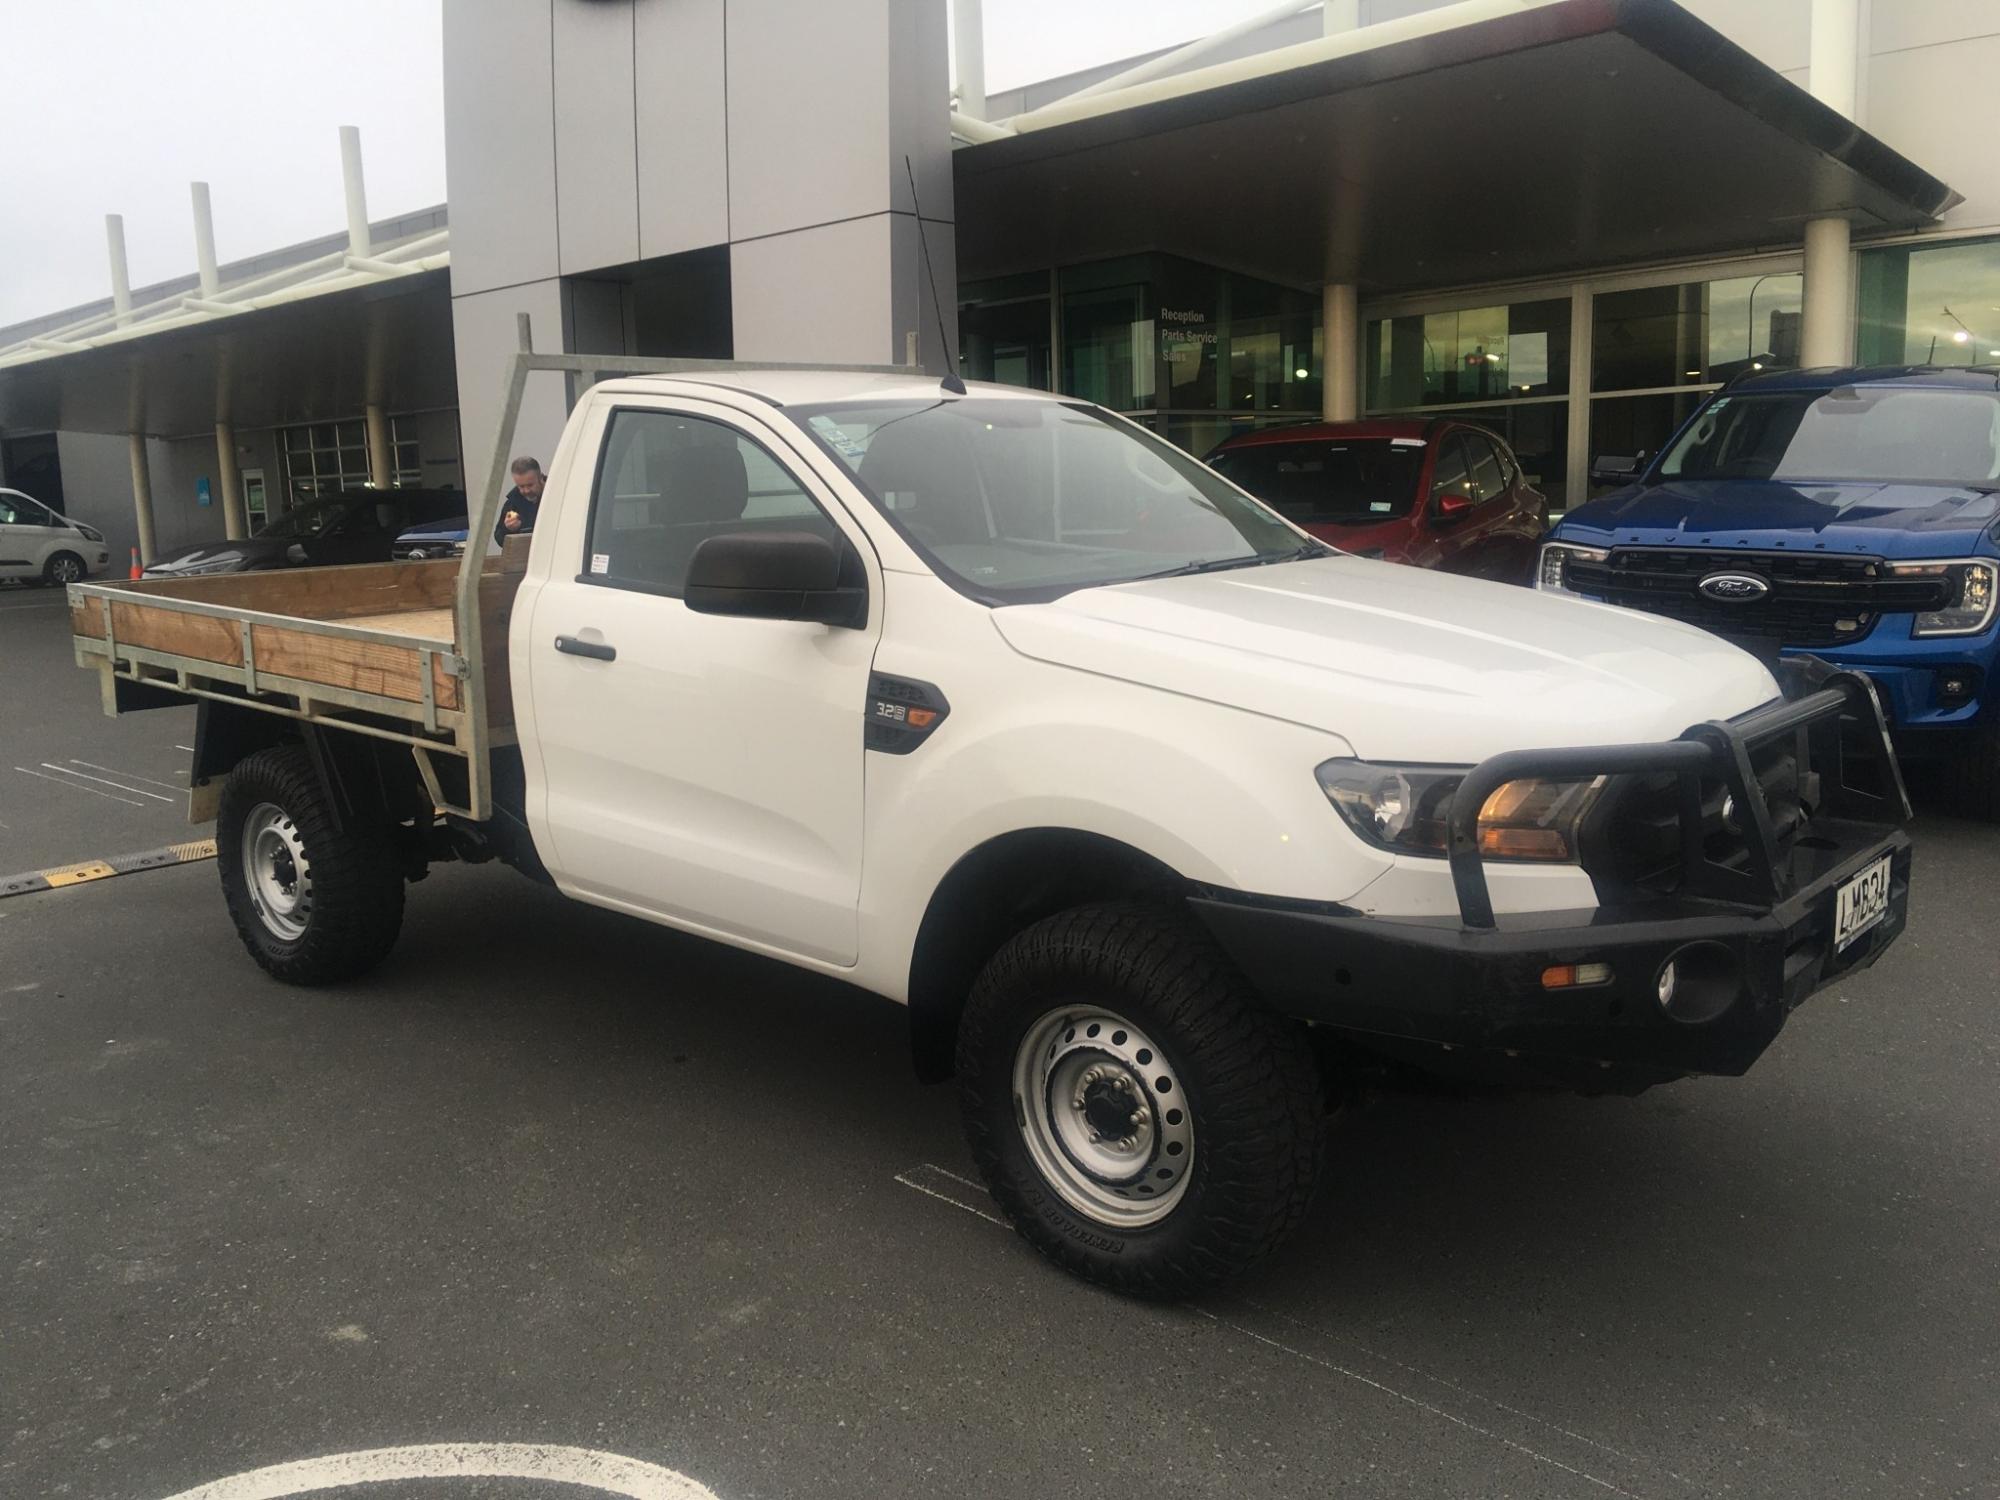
[129,547,142,580]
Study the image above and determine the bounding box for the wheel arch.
[190,702,430,834]
[905,827,1191,1083]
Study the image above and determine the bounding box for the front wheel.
[43,551,86,586]
[956,903,1324,1299]
[217,744,405,983]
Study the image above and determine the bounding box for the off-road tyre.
[956,901,1323,1299]
[217,744,404,984]
[1948,722,2000,822]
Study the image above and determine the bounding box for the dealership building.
[3,0,1998,571]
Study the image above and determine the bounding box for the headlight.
[1536,541,1607,596]
[76,524,104,543]
[1315,759,1606,862]
[1892,558,1997,637]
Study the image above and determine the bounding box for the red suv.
[1206,418,1546,583]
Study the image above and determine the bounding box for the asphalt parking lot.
[2,581,1997,1500]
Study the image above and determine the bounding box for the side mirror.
[684,530,867,629]
[1433,491,1476,523]
[1590,452,1646,486]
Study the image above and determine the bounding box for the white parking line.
[13,765,146,807]
[893,1163,1011,1229]
[39,761,174,801]
[69,758,182,791]
[154,1442,720,1499]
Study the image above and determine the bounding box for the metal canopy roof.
[952,0,1959,296]
[0,269,455,440]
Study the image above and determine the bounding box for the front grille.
[1568,548,1950,648]
[1590,733,1812,897]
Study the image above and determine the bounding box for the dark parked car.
[392,515,470,560]
[143,487,466,578]
[1206,418,1545,582]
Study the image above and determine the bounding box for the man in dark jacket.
[493,456,545,547]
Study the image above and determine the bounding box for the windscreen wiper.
[1137,544,1328,581]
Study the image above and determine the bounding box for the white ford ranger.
[71,360,1914,1297]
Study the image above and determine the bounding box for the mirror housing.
[1434,492,1475,520]
[684,530,867,629]
[1590,452,1647,486]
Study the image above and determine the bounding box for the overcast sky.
[0,0,1281,329]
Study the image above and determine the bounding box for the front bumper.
[1193,665,1914,1093]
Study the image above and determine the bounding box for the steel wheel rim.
[1012,1006,1194,1228]
[241,801,312,941]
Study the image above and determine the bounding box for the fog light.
[1655,942,1741,1025]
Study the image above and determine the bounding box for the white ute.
[71,360,1914,1297]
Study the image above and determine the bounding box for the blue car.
[391,513,470,561]
[1540,366,2000,819]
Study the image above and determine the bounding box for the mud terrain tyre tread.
[956,901,1322,1299]
[217,744,404,984]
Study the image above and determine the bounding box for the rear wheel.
[217,744,405,983]
[956,902,1323,1299]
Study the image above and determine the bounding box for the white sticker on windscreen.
[590,553,610,575]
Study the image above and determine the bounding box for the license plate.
[1833,855,1893,951]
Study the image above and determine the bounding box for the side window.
[1465,432,1510,503]
[1429,434,1477,507]
[585,408,837,596]
[0,497,18,525]
[2,495,52,526]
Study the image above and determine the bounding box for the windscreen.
[1207,437,1426,523]
[790,398,1312,601]
[1660,387,2000,488]
[255,495,360,538]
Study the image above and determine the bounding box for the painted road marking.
[39,760,175,801]
[0,838,216,900]
[154,1441,720,1499]
[69,757,184,792]
[893,1162,1011,1229]
[13,764,147,807]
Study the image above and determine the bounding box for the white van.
[0,488,110,585]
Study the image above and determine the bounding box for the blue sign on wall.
[196,477,212,508]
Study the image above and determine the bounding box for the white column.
[191,182,220,298]
[106,214,133,328]
[365,404,394,489]
[1324,0,1359,36]
[128,433,157,567]
[216,423,247,541]
[1809,0,1861,119]
[1801,216,1854,368]
[340,125,371,256]
[952,0,985,119]
[1321,282,1359,421]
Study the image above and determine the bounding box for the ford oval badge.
[1697,571,1771,603]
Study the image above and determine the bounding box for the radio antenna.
[904,153,966,395]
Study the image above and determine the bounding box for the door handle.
[554,634,616,661]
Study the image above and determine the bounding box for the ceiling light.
[1953,329,1971,344]
[1752,361,1763,370]
[1294,367,1309,379]
[1685,370,1701,377]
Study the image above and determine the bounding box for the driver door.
[522,397,881,965]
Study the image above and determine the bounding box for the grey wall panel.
[726,0,895,241]
[1874,0,2000,54]
[443,0,561,297]
[553,0,642,275]
[887,0,953,223]
[408,410,466,491]
[1868,33,2000,225]
[636,0,730,258]
[730,215,899,364]
[54,431,138,568]
[1674,0,1810,72]
[889,213,959,372]
[451,279,571,516]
